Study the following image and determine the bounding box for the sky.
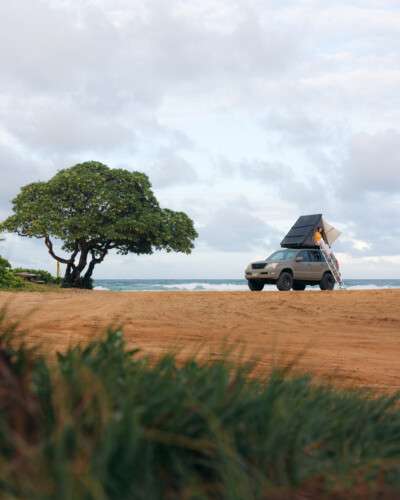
[1,0,400,279]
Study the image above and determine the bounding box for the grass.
[0,283,72,293]
[0,310,399,499]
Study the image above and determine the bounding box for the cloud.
[0,140,44,211]
[337,252,400,279]
[1,0,400,278]
[340,130,400,194]
[261,112,336,148]
[320,129,400,257]
[0,232,55,271]
[146,149,199,188]
[3,97,137,155]
[332,191,400,257]
[200,198,281,252]
[236,159,329,212]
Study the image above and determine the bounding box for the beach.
[1,289,400,391]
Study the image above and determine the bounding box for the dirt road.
[1,290,400,391]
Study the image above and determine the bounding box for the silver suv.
[245,248,337,291]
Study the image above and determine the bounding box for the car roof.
[272,248,320,252]
[296,248,321,251]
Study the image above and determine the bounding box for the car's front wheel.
[320,272,335,291]
[248,280,264,291]
[276,271,293,291]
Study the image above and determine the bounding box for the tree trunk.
[61,248,93,289]
[61,273,93,289]
[44,236,108,290]
[84,259,97,281]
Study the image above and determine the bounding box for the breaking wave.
[93,279,400,292]
[159,283,251,291]
[345,284,391,291]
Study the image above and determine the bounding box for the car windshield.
[266,250,298,262]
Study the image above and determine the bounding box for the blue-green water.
[93,279,400,292]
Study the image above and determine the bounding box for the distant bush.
[0,256,10,268]
[13,267,61,285]
[0,256,24,289]
[0,315,399,498]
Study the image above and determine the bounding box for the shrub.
[13,267,61,285]
[0,256,24,289]
[0,316,399,498]
[0,255,10,269]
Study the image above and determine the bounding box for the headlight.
[266,263,278,269]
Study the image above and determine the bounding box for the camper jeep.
[245,248,337,291]
[245,214,343,292]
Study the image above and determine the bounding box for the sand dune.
[1,289,400,391]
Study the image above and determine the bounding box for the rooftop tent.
[322,218,341,246]
[280,214,341,249]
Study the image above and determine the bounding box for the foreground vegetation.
[0,314,400,499]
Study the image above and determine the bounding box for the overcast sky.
[1,0,400,279]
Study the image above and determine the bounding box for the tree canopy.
[0,162,198,288]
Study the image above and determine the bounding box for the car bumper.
[245,270,278,281]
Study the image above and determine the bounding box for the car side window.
[297,250,310,262]
[273,251,285,261]
[310,250,322,262]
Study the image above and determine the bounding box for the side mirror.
[295,256,303,262]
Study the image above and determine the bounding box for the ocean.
[93,279,400,292]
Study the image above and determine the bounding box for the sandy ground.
[1,289,400,392]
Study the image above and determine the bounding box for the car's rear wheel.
[293,281,306,291]
[276,271,293,291]
[320,272,335,291]
[248,280,264,291]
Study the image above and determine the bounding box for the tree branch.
[92,247,108,264]
[83,247,109,280]
[44,236,74,265]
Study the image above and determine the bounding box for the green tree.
[0,162,198,289]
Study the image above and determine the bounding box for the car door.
[293,250,311,280]
[309,250,325,280]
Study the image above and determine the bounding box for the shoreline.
[92,287,400,292]
[92,278,400,292]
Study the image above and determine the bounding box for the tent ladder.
[320,247,345,289]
